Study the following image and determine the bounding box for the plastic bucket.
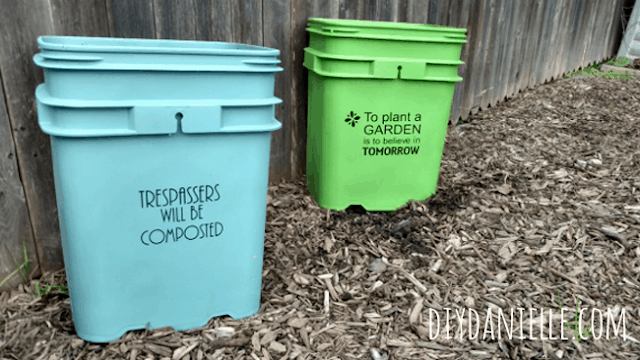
[304,21,466,211]
[34,36,282,342]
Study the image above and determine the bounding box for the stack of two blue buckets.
[35,37,282,342]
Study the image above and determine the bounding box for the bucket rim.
[37,36,281,57]
[308,18,467,33]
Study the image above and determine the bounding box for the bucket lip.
[37,36,281,57]
[308,18,467,34]
[304,47,464,65]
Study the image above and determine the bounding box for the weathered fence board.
[264,0,293,180]
[479,0,502,110]
[0,0,59,276]
[0,74,37,291]
[51,0,110,37]
[457,0,486,117]
[535,0,556,85]
[488,0,511,108]
[449,0,471,123]
[0,0,629,281]
[153,0,212,40]
[406,0,429,24]
[111,0,156,38]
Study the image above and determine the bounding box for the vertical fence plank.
[521,0,544,90]
[111,0,156,38]
[471,0,495,112]
[396,0,409,22]
[589,0,607,64]
[0,74,37,291]
[211,0,263,45]
[479,0,504,109]
[264,0,293,181]
[506,0,526,97]
[541,0,561,82]
[0,0,61,273]
[459,0,490,116]
[558,0,576,77]
[405,0,429,24]
[552,0,570,79]
[50,0,110,37]
[376,0,397,21]
[449,0,471,123]
[290,0,340,178]
[577,0,597,67]
[339,0,365,19]
[531,0,554,86]
[153,0,212,40]
[568,0,584,73]
[512,0,536,94]
[496,0,517,101]
[428,0,450,25]
[488,0,513,107]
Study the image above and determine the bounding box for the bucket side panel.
[308,76,455,211]
[51,131,272,342]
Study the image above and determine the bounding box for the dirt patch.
[2,76,640,359]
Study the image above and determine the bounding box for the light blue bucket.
[34,36,282,342]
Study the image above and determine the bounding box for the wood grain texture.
[153,0,212,40]
[459,0,489,116]
[264,0,292,181]
[496,0,516,101]
[0,0,61,273]
[472,0,495,112]
[576,0,596,68]
[376,0,398,21]
[339,0,365,19]
[531,0,554,86]
[428,0,449,25]
[290,0,339,178]
[521,0,544,91]
[543,0,561,82]
[50,0,110,37]
[479,0,503,109]
[487,0,512,107]
[560,0,577,77]
[448,0,471,123]
[111,0,156,38]
[405,0,429,24]
[395,0,409,23]
[552,0,570,79]
[588,0,606,64]
[0,71,37,291]
[505,0,525,97]
[567,0,584,73]
[593,0,607,63]
[212,0,263,45]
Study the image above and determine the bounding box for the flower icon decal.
[345,111,360,127]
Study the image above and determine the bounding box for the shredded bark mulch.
[2,75,640,360]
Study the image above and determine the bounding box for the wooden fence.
[0,0,630,288]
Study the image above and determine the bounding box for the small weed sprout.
[0,241,31,288]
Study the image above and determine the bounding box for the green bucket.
[304,19,467,211]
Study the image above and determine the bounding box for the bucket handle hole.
[175,112,183,121]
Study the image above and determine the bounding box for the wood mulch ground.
[2,75,640,360]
